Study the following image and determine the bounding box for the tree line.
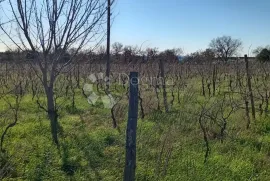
[1,36,269,64]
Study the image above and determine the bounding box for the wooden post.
[245,55,256,120]
[212,64,216,96]
[124,72,139,181]
[105,0,111,93]
[159,59,169,113]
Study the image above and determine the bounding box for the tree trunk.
[245,99,251,129]
[207,81,211,97]
[198,115,210,163]
[139,90,145,119]
[212,65,216,96]
[245,55,256,120]
[201,77,205,97]
[76,63,80,88]
[177,87,180,104]
[265,91,269,116]
[46,86,59,146]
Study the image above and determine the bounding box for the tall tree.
[209,36,242,61]
[112,42,123,62]
[253,46,270,62]
[0,0,109,145]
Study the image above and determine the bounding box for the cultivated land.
[1,61,270,180]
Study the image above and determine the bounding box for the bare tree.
[209,36,242,62]
[112,42,123,62]
[0,63,24,153]
[0,0,110,145]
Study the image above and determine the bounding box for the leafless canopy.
[209,35,242,61]
[1,0,108,76]
[0,0,109,145]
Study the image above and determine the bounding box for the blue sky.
[0,0,269,55]
[111,0,270,55]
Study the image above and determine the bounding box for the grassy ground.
[1,84,270,181]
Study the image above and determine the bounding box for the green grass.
[1,82,270,181]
